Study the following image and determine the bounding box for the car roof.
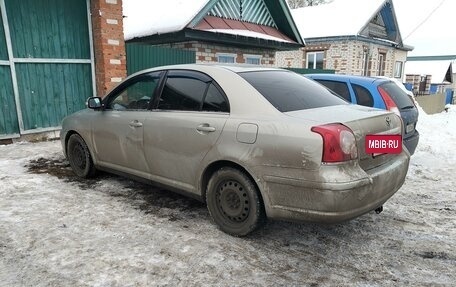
[305,73,390,85]
[127,63,285,79]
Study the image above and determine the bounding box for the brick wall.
[161,42,276,66]
[275,50,304,68]
[276,40,407,77]
[91,0,127,97]
[406,74,432,95]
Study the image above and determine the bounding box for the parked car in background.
[305,74,420,155]
[61,65,410,236]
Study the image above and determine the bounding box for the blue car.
[306,74,419,155]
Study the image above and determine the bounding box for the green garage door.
[0,9,19,138]
[0,0,94,137]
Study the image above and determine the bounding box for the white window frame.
[378,53,386,76]
[244,54,262,65]
[394,61,403,78]
[306,51,324,69]
[216,53,236,63]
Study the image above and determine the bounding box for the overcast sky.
[386,0,453,56]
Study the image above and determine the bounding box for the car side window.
[352,84,374,107]
[158,76,208,111]
[202,83,229,112]
[314,79,351,102]
[107,73,161,111]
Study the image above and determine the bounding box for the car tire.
[206,167,265,236]
[67,134,96,178]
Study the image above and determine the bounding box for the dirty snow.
[1,106,455,286]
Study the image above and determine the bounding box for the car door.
[91,71,163,177]
[143,70,229,193]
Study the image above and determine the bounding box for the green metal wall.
[127,44,196,75]
[0,66,19,136]
[16,63,92,130]
[0,0,93,136]
[5,0,90,59]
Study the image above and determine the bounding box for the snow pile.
[410,104,456,174]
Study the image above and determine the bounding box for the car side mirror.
[87,97,103,110]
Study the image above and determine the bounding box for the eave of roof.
[304,35,413,51]
[407,55,456,61]
[126,28,302,50]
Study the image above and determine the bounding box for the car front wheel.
[206,167,265,236]
[67,134,96,178]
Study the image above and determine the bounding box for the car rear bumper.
[403,130,419,155]
[262,151,410,223]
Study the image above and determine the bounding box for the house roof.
[123,0,209,40]
[291,0,408,49]
[123,0,303,50]
[405,60,454,84]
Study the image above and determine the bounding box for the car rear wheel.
[206,167,265,236]
[67,134,96,178]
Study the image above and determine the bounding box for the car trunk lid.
[285,105,403,171]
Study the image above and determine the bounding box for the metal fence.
[126,44,196,75]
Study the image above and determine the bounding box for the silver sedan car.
[61,64,410,236]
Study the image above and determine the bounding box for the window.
[352,84,374,107]
[306,51,324,69]
[394,61,403,78]
[202,84,229,112]
[159,76,208,111]
[379,82,414,109]
[107,73,161,110]
[217,53,236,63]
[244,54,261,65]
[239,71,347,112]
[314,80,351,102]
[378,53,386,76]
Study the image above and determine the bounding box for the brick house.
[0,0,126,141]
[276,0,412,79]
[123,0,304,66]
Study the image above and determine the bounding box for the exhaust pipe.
[375,206,383,214]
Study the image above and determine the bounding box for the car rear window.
[239,71,347,112]
[379,82,415,109]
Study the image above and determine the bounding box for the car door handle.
[129,120,143,128]
[196,124,216,133]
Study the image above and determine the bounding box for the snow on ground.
[0,106,455,286]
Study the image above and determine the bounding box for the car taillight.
[311,123,358,163]
[378,86,400,117]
